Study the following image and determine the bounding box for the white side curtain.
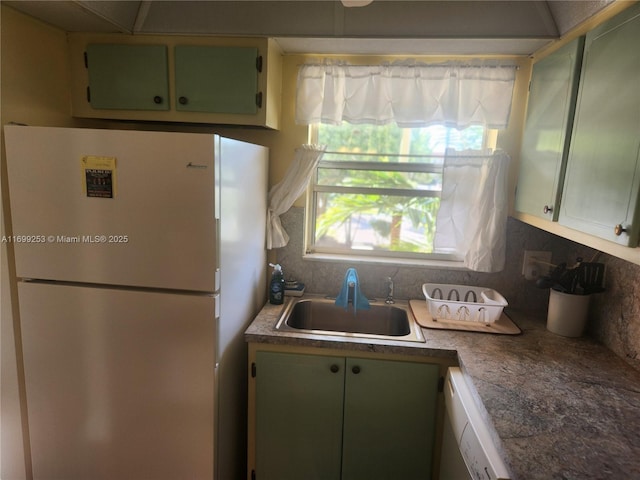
[434,150,510,272]
[267,145,326,250]
[296,62,516,128]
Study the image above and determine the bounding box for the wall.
[276,209,553,312]
[274,53,532,210]
[268,51,533,287]
[2,3,640,479]
[0,5,83,478]
[275,209,640,371]
[270,52,640,372]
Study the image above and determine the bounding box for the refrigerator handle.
[214,217,221,291]
[214,293,221,366]
[214,136,221,292]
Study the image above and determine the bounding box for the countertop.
[245,295,640,480]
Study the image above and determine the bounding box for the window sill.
[302,252,468,270]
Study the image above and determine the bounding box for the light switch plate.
[522,250,552,280]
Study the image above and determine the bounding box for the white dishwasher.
[439,367,511,480]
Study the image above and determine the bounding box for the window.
[306,123,493,261]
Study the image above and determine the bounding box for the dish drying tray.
[422,283,507,324]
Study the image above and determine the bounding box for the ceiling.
[4,0,616,55]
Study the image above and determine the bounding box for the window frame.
[303,124,495,265]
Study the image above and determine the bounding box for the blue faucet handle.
[335,268,370,312]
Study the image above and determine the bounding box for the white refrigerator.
[4,125,268,480]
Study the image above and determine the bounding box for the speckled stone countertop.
[245,295,640,480]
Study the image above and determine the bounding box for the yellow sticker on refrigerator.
[81,155,116,198]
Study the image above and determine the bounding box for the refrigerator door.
[18,281,215,480]
[215,136,268,480]
[4,126,216,292]
[216,136,268,364]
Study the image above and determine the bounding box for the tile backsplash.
[274,207,640,371]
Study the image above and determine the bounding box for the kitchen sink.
[274,297,425,343]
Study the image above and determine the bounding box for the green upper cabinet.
[515,37,584,220]
[174,46,260,114]
[559,3,640,246]
[85,44,170,111]
[70,35,282,129]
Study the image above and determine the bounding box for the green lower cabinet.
[256,352,345,480]
[255,351,439,480]
[342,358,439,480]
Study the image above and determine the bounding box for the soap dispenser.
[269,263,285,305]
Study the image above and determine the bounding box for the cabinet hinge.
[84,51,88,69]
[256,55,263,73]
[438,376,444,393]
[255,92,263,109]
[86,86,91,103]
[251,469,256,480]
[251,362,257,378]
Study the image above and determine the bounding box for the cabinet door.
[515,37,584,220]
[255,352,344,480]
[174,46,259,114]
[342,358,440,480]
[559,4,640,245]
[86,44,169,110]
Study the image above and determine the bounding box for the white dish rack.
[422,283,508,324]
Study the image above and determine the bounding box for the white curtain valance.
[296,62,517,129]
[434,149,510,272]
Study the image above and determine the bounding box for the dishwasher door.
[439,367,511,480]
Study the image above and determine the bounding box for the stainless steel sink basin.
[275,297,425,343]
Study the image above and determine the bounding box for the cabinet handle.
[153,96,163,104]
[330,364,340,373]
[543,205,553,214]
[614,224,628,236]
[179,96,189,105]
[351,366,361,375]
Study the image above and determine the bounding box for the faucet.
[385,277,395,304]
[348,281,356,305]
[335,268,370,311]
